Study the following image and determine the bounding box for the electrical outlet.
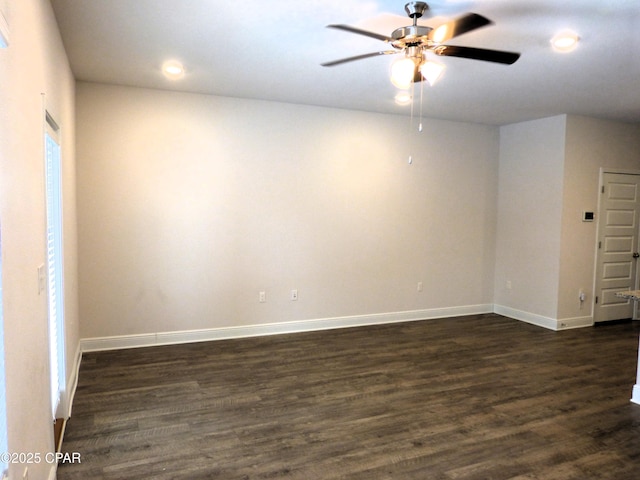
[259,291,266,303]
[417,282,423,292]
[291,289,298,301]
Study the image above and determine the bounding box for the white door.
[594,172,640,322]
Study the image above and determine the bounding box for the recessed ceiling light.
[551,31,579,52]
[162,60,185,79]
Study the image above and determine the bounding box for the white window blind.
[0,225,8,476]
[45,118,66,419]
[0,9,9,49]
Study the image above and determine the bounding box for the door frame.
[593,167,640,322]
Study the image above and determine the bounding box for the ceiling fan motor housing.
[393,2,433,50]
[391,25,433,49]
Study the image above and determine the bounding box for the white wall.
[494,115,566,327]
[0,0,78,479]
[558,116,640,320]
[76,82,499,341]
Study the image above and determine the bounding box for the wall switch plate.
[417,282,423,292]
[291,289,298,301]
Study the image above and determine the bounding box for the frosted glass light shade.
[420,61,445,86]
[391,57,416,89]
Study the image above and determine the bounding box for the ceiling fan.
[322,1,520,88]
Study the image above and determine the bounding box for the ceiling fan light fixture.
[551,31,579,52]
[162,60,185,79]
[420,60,445,86]
[391,57,417,89]
[323,3,521,92]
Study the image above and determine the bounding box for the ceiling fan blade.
[428,13,492,43]
[433,45,520,64]
[321,50,399,67]
[326,24,394,43]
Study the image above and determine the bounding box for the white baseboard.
[555,315,594,330]
[632,385,640,405]
[493,305,592,331]
[493,305,558,330]
[64,343,82,418]
[80,304,494,352]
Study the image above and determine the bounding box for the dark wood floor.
[58,314,640,479]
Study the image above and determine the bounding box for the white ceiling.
[50,0,640,126]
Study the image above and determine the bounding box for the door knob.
[634,252,640,258]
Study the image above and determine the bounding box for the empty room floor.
[58,314,640,479]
